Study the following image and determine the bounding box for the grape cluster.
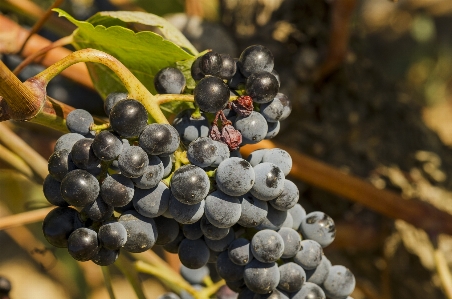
[42,45,355,298]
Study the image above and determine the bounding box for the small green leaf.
[87,11,198,56]
[53,9,195,98]
[176,50,209,92]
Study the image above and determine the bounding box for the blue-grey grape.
[237,193,268,228]
[278,262,305,293]
[154,67,186,94]
[216,250,245,281]
[305,255,331,285]
[91,247,119,266]
[168,194,205,224]
[161,155,174,177]
[238,45,274,77]
[228,238,253,266]
[163,229,184,254]
[109,99,148,138]
[250,163,285,201]
[265,121,280,139]
[234,111,268,144]
[43,175,68,207]
[180,265,210,285]
[246,149,268,167]
[281,212,293,228]
[119,210,158,253]
[262,149,292,176]
[42,207,83,248]
[218,53,237,80]
[322,265,355,299]
[182,220,204,240]
[133,181,170,218]
[194,76,230,113]
[260,93,291,123]
[70,138,100,170]
[172,109,209,146]
[245,71,279,104]
[101,174,135,207]
[132,155,164,189]
[81,196,114,222]
[201,217,230,240]
[216,157,255,196]
[66,109,94,136]
[187,137,219,168]
[270,180,299,211]
[92,130,123,161]
[178,238,210,269]
[210,141,230,167]
[98,221,128,250]
[251,229,284,263]
[200,51,222,75]
[204,228,235,252]
[104,92,127,116]
[243,260,280,294]
[60,169,100,207]
[67,227,99,261]
[139,124,180,156]
[299,212,336,248]
[288,204,306,231]
[294,240,323,270]
[278,227,301,259]
[154,216,180,245]
[205,190,241,228]
[256,204,288,231]
[48,149,76,182]
[171,165,210,205]
[54,133,84,152]
[291,282,325,299]
[118,146,149,178]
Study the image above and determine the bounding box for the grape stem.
[115,254,147,299]
[91,123,111,132]
[135,260,198,296]
[155,94,238,105]
[0,207,53,231]
[101,266,117,299]
[31,48,169,124]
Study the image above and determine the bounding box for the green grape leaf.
[53,9,195,99]
[176,50,209,92]
[87,11,198,56]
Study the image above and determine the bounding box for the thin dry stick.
[0,203,80,296]
[2,0,74,36]
[0,207,53,231]
[14,35,73,75]
[17,0,65,55]
[101,266,117,299]
[0,122,48,182]
[433,243,452,299]
[0,143,34,178]
[0,15,93,88]
[241,141,452,235]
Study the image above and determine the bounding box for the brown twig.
[313,0,357,83]
[1,0,75,36]
[14,35,73,75]
[0,122,48,182]
[0,15,93,88]
[241,141,452,235]
[0,143,35,178]
[17,0,65,55]
[0,207,53,231]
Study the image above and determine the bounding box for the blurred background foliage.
[1,0,452,298]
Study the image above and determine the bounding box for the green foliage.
[176,50,209,92]
[54,9,196,99]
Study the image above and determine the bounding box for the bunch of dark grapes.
[42,45,355,299]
